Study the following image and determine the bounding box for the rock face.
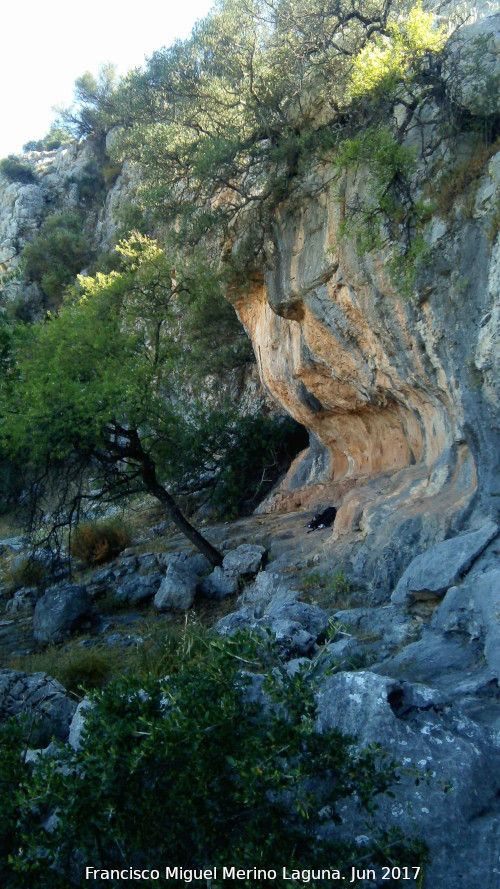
[0,138,140,308]
[0,669,76,745]
[154,562,198,612]
[231,4,500,588]
[391,520,499,606]
[316,670,500,889]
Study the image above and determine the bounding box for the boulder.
[0,669,76,746]
[153,562,197,612]
[222,544,266,577]
[201,544,266,600]
[391,521,499,607]
[200,566,239,600]
[33,583,92,644]
[68,697,95,750]
[315,670,500,889]
[5,586,39,614]
[431,568,500,677]
[215,598,329,659]
[115,572,162,605]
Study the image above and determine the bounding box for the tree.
[56,63,122,140]
[1,234,226,566]
[113,0,449,257]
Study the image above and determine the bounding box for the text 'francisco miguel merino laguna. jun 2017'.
[85,865,423,883]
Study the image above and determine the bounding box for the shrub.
[0,719,32,886]
[23,125,73,153]
[210,414,309,518]
[72,160,106,205]
[301,569,355,609]
[4,556,46,594]
[8,642,123,693]
[6,632,426,886]
[71,519,131,566]
[21,211,93,308]
[0,155,36,184]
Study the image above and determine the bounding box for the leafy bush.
[9,642,123,693]
[0,719,32,885]
[301,569,355,609]
[21,211,93,307]
[0,155,36,184]
[71,519,131,566]
[73,160,106,205]
[4,556,46,594]
[210,414,308,517]
[22,125,73,153]
[4,632,426,887]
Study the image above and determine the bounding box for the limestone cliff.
[232,11,500,593]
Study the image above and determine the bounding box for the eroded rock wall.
[235,153,499,589]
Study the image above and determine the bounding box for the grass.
[299,569,356,610]
[8,642,125,694]
[6,591,238,693]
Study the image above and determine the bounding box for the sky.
[0,0,215,158]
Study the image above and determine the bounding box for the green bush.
[210,414,308,518]
[4,556,46,594]
[73,160,106,205]
[4,632,426,887]
[71,519,131,566]
[21,211,93,308]
[23,125,73,153]
[0,719,32,885]
[0,156,36,184]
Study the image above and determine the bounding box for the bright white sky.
[0,0,215,158]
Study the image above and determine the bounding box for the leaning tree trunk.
[140,448,223,567]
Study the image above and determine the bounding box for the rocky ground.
[0,505,499,888]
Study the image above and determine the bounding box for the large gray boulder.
[316,670,500,889]
[153,562,198,612]
[201,544,266,600]
[0,669,77,746]
[431,568,500,677]
[33,583,92,644]
[200,566,239,600]
[215,598,329,658]
[391,521,499,607]
[222,544,266,576]
[115,572,162,605]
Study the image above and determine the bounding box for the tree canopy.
[1,236,240,564]
[109,0,453,255]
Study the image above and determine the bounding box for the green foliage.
[110,0,454,261]
[3,556,46,594]
[70,519,131,566]
[9,642,124,694]
[22,125,73,153]
[4,633,426,887]
[72,160,106,206]
[0,719,32,885]
[0,155,36,184]
[332,127,431,295]
[301,569,354,609]
[209,414,308,518]
[56,63,122,140]
[0,234,258,560]
[176,260,254,377]
[21,211,93,308]
[349,2,447,100]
